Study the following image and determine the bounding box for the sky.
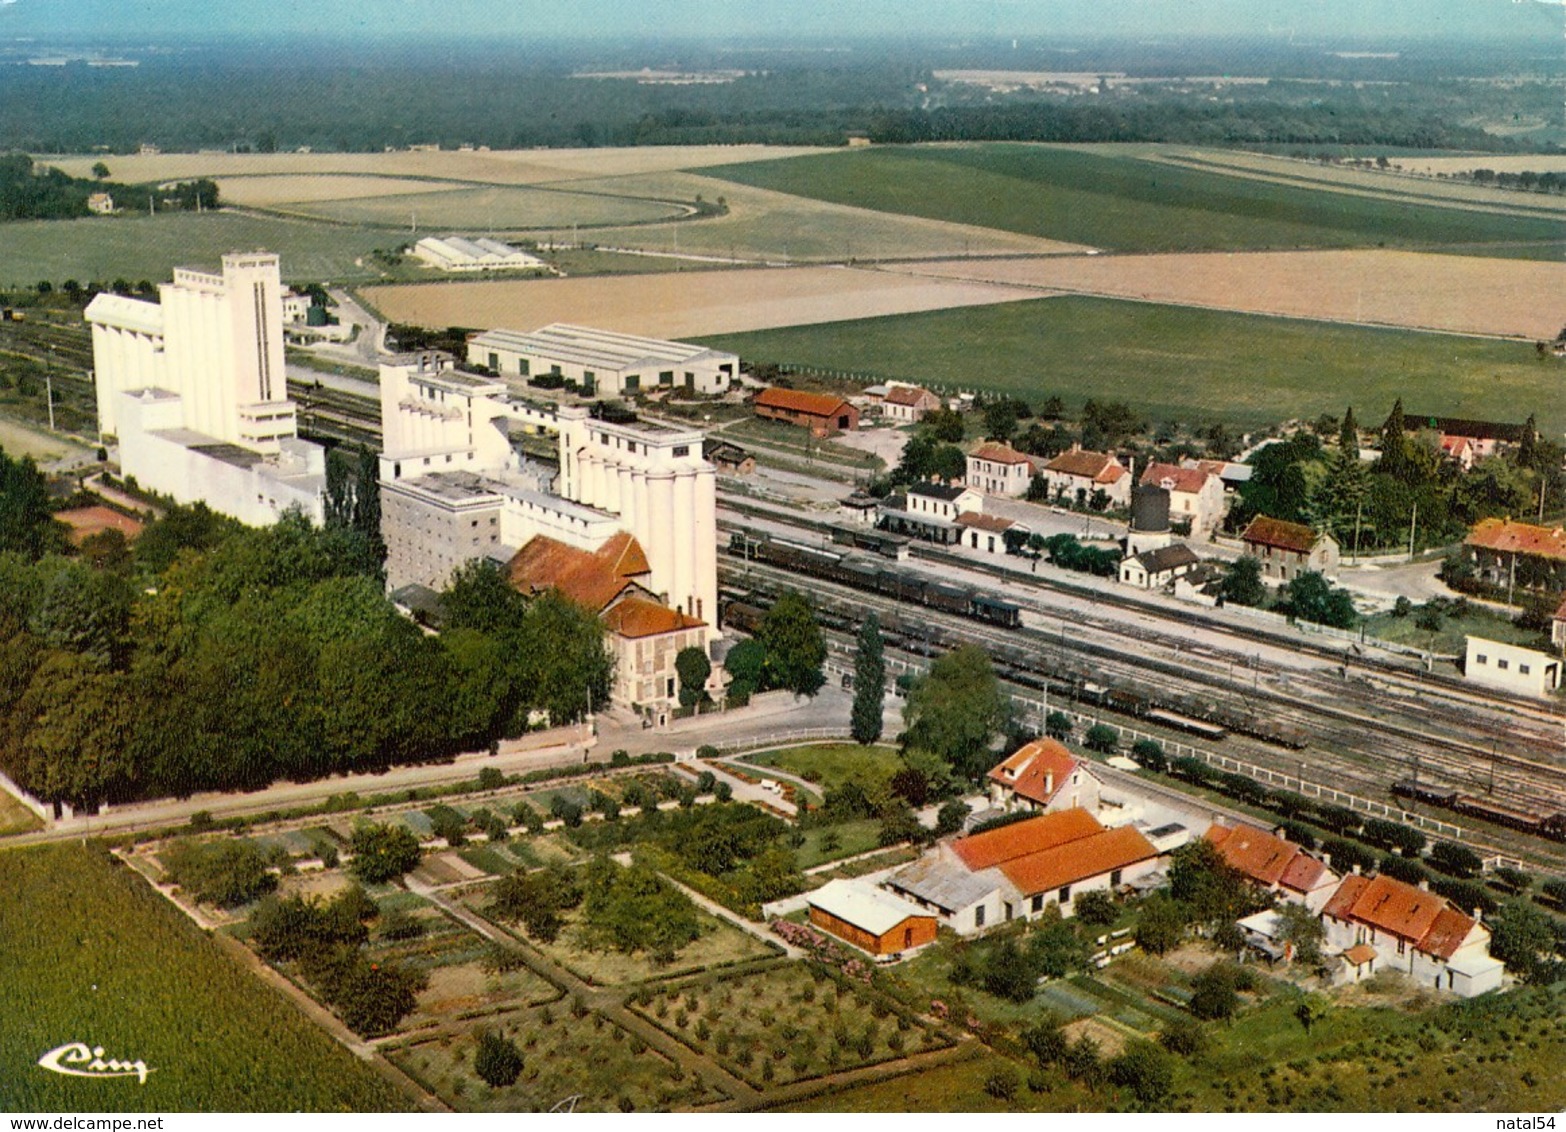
[0,0,1561,44]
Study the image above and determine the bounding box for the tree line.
[0,484,611,812]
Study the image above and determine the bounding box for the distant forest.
[0,38,1558,155]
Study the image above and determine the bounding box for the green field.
[0,843,411,1112]
[279,184,680,230]
[0,212,399,288]
[0,789,43,836]
[705,145,1566,257]
[697,296,1566,436]
[744,744,903,793]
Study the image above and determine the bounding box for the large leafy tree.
[758,590,825,696]
[0,450,66,560]
[850,612,885,744]
[901,644,1010,780]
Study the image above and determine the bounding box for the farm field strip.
[359,266,1040,340]
[888,248,1566,341]
[270,183,684,230]
[1143,149,1566,217]
[702,144,1566,256]
[695,293,1566,449]
[215,173,475,207]
[43,144,833,188]
[552,170,1089,261]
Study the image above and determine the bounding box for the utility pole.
[1406,501,1417,561]
[45,346,55,432]
[1352,499,1363,565]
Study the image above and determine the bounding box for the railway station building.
[1204,821,1340,912]
[965,441,1037,497]
[469,324,737,398]
[1464,636,1562,698]
[86,251,327,525]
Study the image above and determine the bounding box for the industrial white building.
[411,235,546,273]
[468,324,737,398]
[1464,636,1562,698]
[379,353,717,635]
[85,251,325,525]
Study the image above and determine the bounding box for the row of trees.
[0,504,612,811]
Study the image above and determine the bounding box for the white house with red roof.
[986,739,1104,817]
[965,441,1037,497]
[1140,462,1226,534]
[1321,872,1504,997]
[881,382,941,424]
[1041,445,1130,509]
[1205,821,1340,912]
[884,807,1160,934]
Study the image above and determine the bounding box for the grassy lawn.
[0,788,43,836]
[630,965,950,1089]
[1364,606,1552,655]
[744,743,903,794]
[385,1002,724,1112]
[697,295,1566,437]
[724,418,885,472]
[0,211,400,288]
[0,843,410,1112]
[705,145,1566,257]
[279,184,678,230]
[795,819,885,871]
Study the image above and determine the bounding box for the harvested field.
[1399,155,1566,176]
[45,144,830,189]
[278,184,680,230]
[896,249,1566,341]
[0,416,87,463]
[215,174,469,207]
[563,171,1088,262]
[359,266,1036,339]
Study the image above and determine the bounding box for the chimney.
[1321,852,1332,869]
[1275,826,1287,841]
[1473,907,1483,923]
[1351,863,1361,875]
[1044,771,1054,797]
[1418,878,1430,892]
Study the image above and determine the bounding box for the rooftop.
[1240,514,1323,555]
[884,384,935,407]
[1465,518,1566,563]
[1140,462,1212,495]
[1206,822,1330,892]
[754,387,852,417]
[885,855,1003,914]
[1045,447,1124,484]
[969,441,1032,466]
[907,482,971,503]
[951,807,1104,871]
[85,292,164,336]
[472,323,731,372]
[808,878,933,936]
[986,739,1080,807]
[998,824,1159,898]
[1130,544,1201,575]
[1324,873,1477,958]
[956,511,1015,534]
[601,596,705,639]
[506,532,652,613]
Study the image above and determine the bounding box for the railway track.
[724,554,1566,827]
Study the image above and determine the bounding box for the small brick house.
[1239,515,1340,582]
[806,879,938,957]
[753,387,859,437]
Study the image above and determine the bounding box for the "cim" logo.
[37,1043,154,1085]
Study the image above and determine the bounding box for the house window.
[974,905,986,928]
[1031,895,1044,913]
[1520,664,1531,675]
[1498,659,1509,671]
[659,371,674,385]
[1476,654,1488,665]
[1110,869,1122,887]
[518,358,529,376]
[673,445,689,457]
[1397,938,1405,956]
[1058,885,1071,904]
[625,375,640,393]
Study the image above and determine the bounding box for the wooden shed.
[806,879,937,957]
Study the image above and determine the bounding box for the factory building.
[85,251,325,525]
[412,235,546,273]
[468,324,737,398]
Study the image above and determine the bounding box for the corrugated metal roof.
[886,855,1002,913]
[807,879,934,936]
[471,323,730,372]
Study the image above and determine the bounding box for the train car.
[971,594,1022,629]
[925,582,973,616]
[830,525,911,561]
[720,600,767,635]
[1145,708,1229,741]
[1450,794,1550,835]
[1391,780,1460,808]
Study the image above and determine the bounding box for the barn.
[806,879,937,958]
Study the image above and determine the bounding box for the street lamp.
[45,345,55,432]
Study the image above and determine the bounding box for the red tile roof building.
[1239,515,1340,583]
[1321,872,1503,997]
[507,533,706,721]
[753,387,859,437]
[881,383,941,423]
[966,441,1037,498]
[889,807,1161,933]
[1464,518,1566,593]
[1041,445,1130,508]
[985,739,1103,816]
[1140,461,1226,534]
[1205,822,1339,911]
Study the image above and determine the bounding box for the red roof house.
[985,739,1103,816]
[753,387,859,437]
[1205,822,1339,910]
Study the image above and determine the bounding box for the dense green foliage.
[349,821,423,884]
[756,590,826,696]
[488,863,583,944]
[0,153,129,221]
[850,613,885,745]
[159,837,279,907]
[0,510,610,809]
[579,856,702,965]
[473,1030,525,1089]
[0,843,409,1111]
[901,645,1011,781]
[0,448,67,558]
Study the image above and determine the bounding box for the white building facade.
[86,251,325,524]
[468,324,737,398]
[1465,636,1563,698]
